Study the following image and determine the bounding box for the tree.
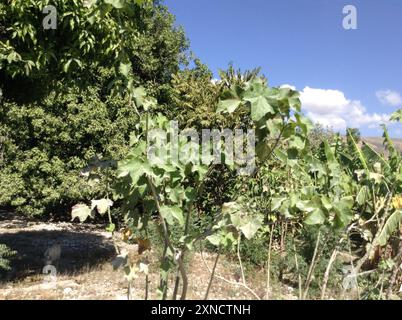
[0,0,189,216]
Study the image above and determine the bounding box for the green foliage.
[0,76,141,215]
[160,59,223,130]
[0,0,187,84]
[2,1,401,299]
[377,210,402,247]
[307,124,337,154]
[0,244,16,271]
[390,109,402,122]
[0,0,189,216]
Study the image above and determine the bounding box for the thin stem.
[293,242,302,300]
[145,275,149,300]
[158,238,169,299]
[353,194,393,276]
[303,230,321,299]
[147,176,189,300]
[172,269,180,300]
[237,234,246,284]
[321,247,338,300]
[204,252,220,300]
[265,223,274,300]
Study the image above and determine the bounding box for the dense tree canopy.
[0,0,191,215]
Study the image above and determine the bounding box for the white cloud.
[280,84,296,91]
[299,87,390,131]
[376,90,402,107]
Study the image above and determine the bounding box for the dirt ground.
[0,211,297,300]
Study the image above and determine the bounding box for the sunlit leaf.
[71,204,93,222]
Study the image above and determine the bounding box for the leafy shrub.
[0,0,187,83]
[0,74,140,216]
[0,244,16,271]
[0,0,189,216]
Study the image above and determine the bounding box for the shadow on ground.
[0,229,115,282]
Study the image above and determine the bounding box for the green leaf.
[240,215,263,240]
[271,197,286,211]
[184,187,197,203]
[104,0,126,9]
[160,206,184,226]
[206,234,221,247]
[91,199,113,215]
[117,158,152,184]
[119,61,131,77]
[222,202,239,215]
[256,140,271,162]
[295,113,313,135]
[63,59,72,73]
[82,0,97,8]
[279,200,292,218]
[71,204,93,222]
[305,208,326,225]
[168,186,184,204]
[217,99,241,114]
[377,210,402,246]
[324,141,336,163]
[132,86,147,108]
[106,223,116,232]
[308,158,326,177]
[333,199,353,228]
[361,143,390,171]
[390,109,402,122]
[274,149,287,162]
[356,186,368,205]
[248,96,275,121]
[369,172,384,184]
[217,85,243,114]
[243,82,275,121]
[289,136,305,150]
[347,129,369,174]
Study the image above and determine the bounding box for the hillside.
[362,137,402,153]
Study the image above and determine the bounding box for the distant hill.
[361,137,402,154]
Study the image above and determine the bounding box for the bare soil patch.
[0,211,295,300]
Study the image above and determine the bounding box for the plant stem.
[293,242,302,300]
[127,282,132,300]
[303,230,321,299]
[172,269,180,300]
[321,247,338,300]
[204,252,220,300]
[265,223,274,300]
[353,194,393,277]
[237,234,246,284]
[145,275,149,300]
[147,176,189,300]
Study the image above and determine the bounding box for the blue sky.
[165,0,402,137]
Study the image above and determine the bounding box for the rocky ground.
[0,211,297,300]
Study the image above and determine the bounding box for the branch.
[147,175,189,300]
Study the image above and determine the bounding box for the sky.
[165,0,402,137]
